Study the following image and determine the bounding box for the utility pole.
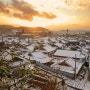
[74,54,77,80]
[88,54,90,81]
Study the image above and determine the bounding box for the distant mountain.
[0,25,50,35]
[18,26,49,33]
[0,25,15,35]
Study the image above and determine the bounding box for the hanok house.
[26,44,37,53]
[54,50,86,63]
[30,51,52,65]
[85,44,90,53]
[43,44,57,56]
[54,42,63,49]
[67,39,80,46]
[51,58,83,79]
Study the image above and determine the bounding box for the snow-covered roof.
[43,38,49,44]
[61,39,66,44]
[27,44,34,52]
[81,48,89,56]
[54,50,85,59]
[66,58,75,69]
[20,41,28,46]
[51,58,83,74]
[85,45,90,49]
[55,42,63,48]
[22,53,30,59]
[43,44,57,52]
[52,59,64,64]
[66,58,82,73]
[21,34,32,36]
[50,37,56,42]
[68,39,78,42]
[31,51,52,63]
[82,48,89,53]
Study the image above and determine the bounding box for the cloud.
[64,0,90,9]
[0,0,56,21]
[38,12,56,19]
[0,1,10,14]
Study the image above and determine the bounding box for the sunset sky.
[0,0,90,30]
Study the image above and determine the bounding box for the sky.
[0,0,90,30]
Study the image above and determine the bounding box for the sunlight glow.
[0,0,90,30]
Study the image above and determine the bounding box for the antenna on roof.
[66,29,69,41]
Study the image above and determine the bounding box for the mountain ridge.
[0,25,50,35]
[0,25,49,31]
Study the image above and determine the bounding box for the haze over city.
[0,0,90,30]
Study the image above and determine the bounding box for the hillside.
[0,25,50,35]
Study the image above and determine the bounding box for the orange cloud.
[0,0,56,21]
[64,0,90,9]
[38,12,56,19]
